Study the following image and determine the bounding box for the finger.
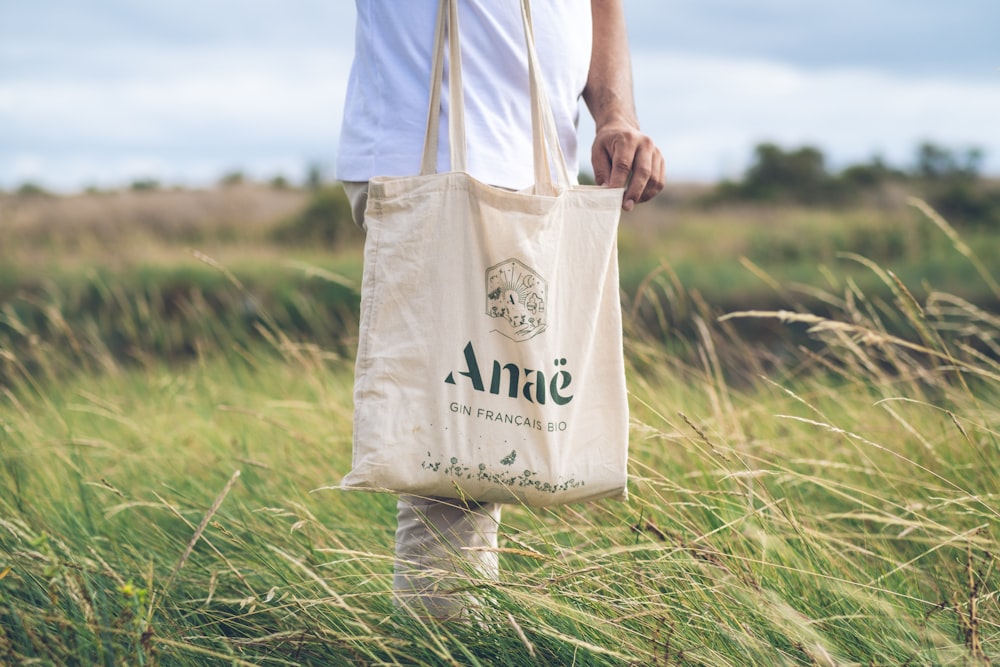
[622,143,654,210]
[607,135,638,191]
[591,141,612,187]
[638,150,666,203]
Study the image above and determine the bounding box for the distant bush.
[835,156,904,190]
[270,183,359,247]
[130,178,160,192]
[911,142,1000,227]
[749,143,829,203]
[304,163,327,191]
[218,170,246,188]
[925,179,1000,228]
[16,182,50,197]
[914,141,983,181]
[711,141,999,226]
[713,143,839,205]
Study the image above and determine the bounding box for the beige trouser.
[394,496,502,619]
[343,181,504,619]
[342,181,371,231]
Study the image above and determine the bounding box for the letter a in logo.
[485,258,547,342]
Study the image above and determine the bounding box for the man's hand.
[584,0,665,211]
[592,119,665,211]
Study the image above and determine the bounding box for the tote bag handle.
[421,0,466,175]
[420,0,573,194]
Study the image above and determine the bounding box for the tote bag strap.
[421,0,467,175]
[520,0,572,194]
[420,0,573,194]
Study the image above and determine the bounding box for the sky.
[1,0,998,191]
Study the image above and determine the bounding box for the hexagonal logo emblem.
[485,258,547,342]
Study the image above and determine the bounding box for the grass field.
[1,185,999,665]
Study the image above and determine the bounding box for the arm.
[583,0,665,210]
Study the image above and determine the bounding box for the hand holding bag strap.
[421,0,571,194]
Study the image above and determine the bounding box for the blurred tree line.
[6,144,998,246]
[713,141,1000,227]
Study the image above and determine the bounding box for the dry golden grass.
[1,192,999,664]
[0,184,307,266]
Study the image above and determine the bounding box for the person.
[335,0,665,619]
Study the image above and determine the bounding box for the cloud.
[623,52,1000,180]
[627,0,1000,78]
[0,43,350,189]
[3,1,998,189]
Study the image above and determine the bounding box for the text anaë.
[444,341,573,405]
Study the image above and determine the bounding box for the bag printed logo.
[486,258,547,342]
[444,341,574,406]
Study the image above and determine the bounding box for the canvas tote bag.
[342,0,629,507]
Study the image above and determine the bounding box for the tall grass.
[0,254,362,387]
[1,201,998,665]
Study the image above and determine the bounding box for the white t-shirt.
[336,0,592,189]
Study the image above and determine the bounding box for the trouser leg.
[346,179,501,615]
[341,180,370,230]
[393,495,502,620]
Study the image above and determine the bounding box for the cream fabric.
[344,0,629,507]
